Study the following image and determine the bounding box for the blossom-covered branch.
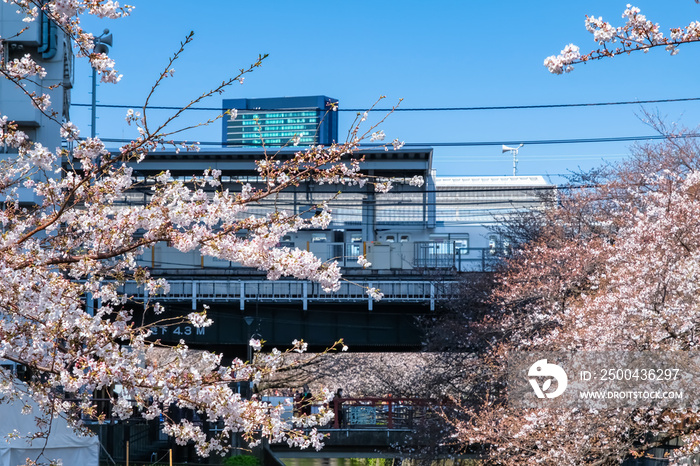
[0,0,419,462]
[545,5,700,74]
[439,126,700,463]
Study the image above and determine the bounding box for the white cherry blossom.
[0,2,403,460]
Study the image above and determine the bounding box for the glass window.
[312,233,327,243]
[454,236,469,254]
[348,233,363,256]
[489,235,499,255]
[385,234,396,243]
[279,234,294,247]
[429,235,450,255]
[399,234,410,243]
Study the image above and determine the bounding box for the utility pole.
[91,29,113,138]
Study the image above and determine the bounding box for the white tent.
[0,393,99,466]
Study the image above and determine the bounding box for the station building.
[112,145,554,354]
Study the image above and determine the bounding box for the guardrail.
[118,279,460,311]
[332,396,434,430]
[262,395,439,430]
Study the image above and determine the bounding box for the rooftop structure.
[434,175,555,226]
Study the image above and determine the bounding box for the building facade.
[0,4,73,147]
[0,3,73,204]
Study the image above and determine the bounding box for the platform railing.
[140,242,507,273]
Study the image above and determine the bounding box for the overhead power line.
[405,134,700,147]
[97,133,700,148]
[71,96,700,113]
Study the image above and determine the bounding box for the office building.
[222,95,338,147]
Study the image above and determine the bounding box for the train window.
[279,234,295,248]
[489,235,498,255]
[311,233,327,243]
[429,236,450,255]
[385,234,396,243]
[454,236,469,254]
[348,233,363,257]
[0,364,14,374]
[399,234,410,243]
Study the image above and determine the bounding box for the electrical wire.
[71,96,700,112]
[95,133,700,148]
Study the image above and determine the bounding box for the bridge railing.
[332,396,433,429]
[116,279,461,311]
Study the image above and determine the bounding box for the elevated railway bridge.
[84,148,553,355]
[120,248,498,354]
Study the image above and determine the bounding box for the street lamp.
[91,29,113,138]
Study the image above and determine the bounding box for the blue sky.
[69,1,700,184]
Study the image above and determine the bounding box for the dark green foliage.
[223,454,261,466]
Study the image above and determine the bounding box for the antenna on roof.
[501,144,524,176]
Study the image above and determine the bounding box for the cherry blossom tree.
[0,1,417,462]
[545,4,700,74]
[257,351,472,400]
[437,4,700,462]
[437,132,700,464]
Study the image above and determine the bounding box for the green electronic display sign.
[222,96,338,147]
[226,109,320,146]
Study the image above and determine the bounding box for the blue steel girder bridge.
[88,395,681,465]
[123,275,471,353]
